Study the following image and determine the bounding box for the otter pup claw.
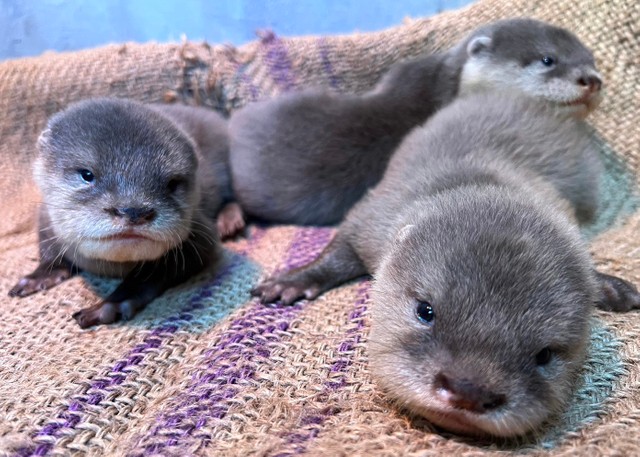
[252,238,366,306]
[595,271,640,312]
[252,275,322,305]
[73,302,119,328]
[216,202,246,239]
[72,299,146,328]
[8,264,74,297]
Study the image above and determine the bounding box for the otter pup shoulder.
[8,98,230,328]
[229,18,603,226]
[251,92,640,437]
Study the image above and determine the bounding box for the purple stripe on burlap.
[130,227,334,456]
[317,37,340,89]
[325,281,369,390]
[271,281,370,456]
[261,31,297,92]
[13,231,267,457]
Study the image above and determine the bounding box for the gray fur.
[151,103,232,212]
[253,92,640,437]
[229,18,601,225]
[153,103,246,238]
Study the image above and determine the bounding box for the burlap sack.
[1,0,639,455]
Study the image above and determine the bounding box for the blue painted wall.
[1,0,474,61]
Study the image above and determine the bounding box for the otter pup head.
[459,18,602,117]
[368,187,596,437]
[34,98,200,264]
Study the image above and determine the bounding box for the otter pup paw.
[8,265,74,297]
[72,299,145,328]
[596,271,640,312]
[251,274,323,306]
[217,202,246,239]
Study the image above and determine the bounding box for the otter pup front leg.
[72,225,217,328]
[216,201,246,239]
[252,235,367,305]
[8,260,75,297]
[9,210,76,297]
[71,270,167,328]
[595,271,640,312]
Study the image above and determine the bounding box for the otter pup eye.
[541,56,556,67]
[78,169,94,183]
[167,177,187,193]
[535,347,553,366]
[415,301,435,324]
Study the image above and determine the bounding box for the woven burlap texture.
[1,0,639,455]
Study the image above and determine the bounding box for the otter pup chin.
[8,98,229,328]
[229,18,603,226]
[252,91,640,437]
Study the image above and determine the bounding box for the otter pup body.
[252,92,640,437]
[229,18,602,226]
[9,98,230,328]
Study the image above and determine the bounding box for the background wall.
[0,0,474,61]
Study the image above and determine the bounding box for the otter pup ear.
[394,224,416,246]
[37,129,51,150]
[467,36,492,56]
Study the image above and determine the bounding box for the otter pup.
[8,98,231,328]
[252,92,640,437]
[229,18,603,226]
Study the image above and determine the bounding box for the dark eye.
[415,301,435,324]
[78,169,94,183]
[167,177,186,193]
[541,56,556,67]
[535,347,553,366]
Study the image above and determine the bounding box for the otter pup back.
[229,18,602,226]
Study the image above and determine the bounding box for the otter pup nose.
[577,74,603,93]
[434,372,506,414]
[105,206,157,225]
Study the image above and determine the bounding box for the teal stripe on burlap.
[581,140,640,240]
[536,319,625,449]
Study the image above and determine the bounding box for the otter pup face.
[369,191,595,437]
[34,99,199,263]
[460,18,602,117]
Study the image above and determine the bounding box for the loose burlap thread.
[1,0,640,455]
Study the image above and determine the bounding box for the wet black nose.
[577,74,602,93]
[434,372,506,414]
[106,206,157,225]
